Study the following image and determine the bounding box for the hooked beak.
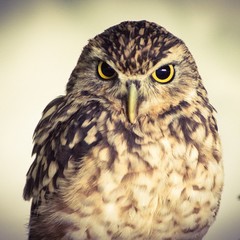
[127,82,138,124]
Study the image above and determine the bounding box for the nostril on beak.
[126,80,140,90]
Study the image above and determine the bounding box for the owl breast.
[56,106,223,240]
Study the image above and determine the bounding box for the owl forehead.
[92,21,181,75]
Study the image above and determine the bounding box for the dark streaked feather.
[23,95,104,213]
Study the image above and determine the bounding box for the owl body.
[24,21,223,240]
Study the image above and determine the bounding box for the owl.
[23,20,223,240]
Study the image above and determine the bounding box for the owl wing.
[23,95,103,214]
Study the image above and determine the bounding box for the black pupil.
[101,62,115,77]
[156,66,170,79]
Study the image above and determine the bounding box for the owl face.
[67,21,202,123]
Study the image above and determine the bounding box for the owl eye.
[97,61,117,80]
[151,64,175,84]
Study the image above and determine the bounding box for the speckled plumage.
[23,20,223,240]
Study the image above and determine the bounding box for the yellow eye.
[151,64,175,83]
[97,61,117,80]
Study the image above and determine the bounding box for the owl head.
[67,20,204,124]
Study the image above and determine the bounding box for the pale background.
[1,0,239,239]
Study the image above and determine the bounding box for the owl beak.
[127,82,138,124]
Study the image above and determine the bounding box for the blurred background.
[0,0,239,239]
